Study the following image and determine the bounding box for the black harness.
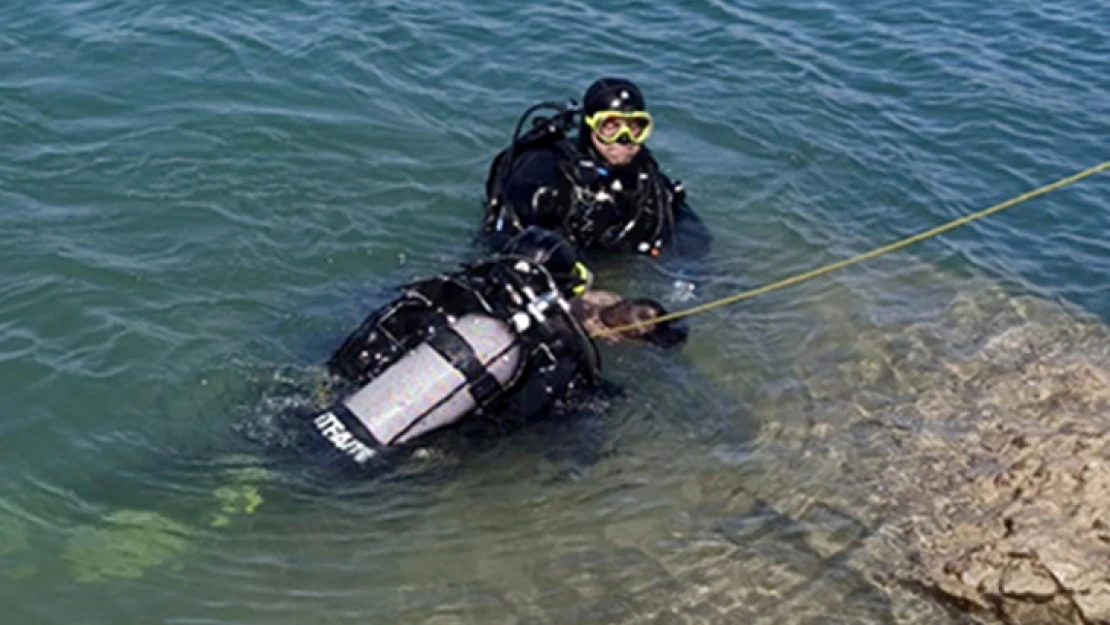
[483,103,682,256]
[558,153,681,255]
[327,257,601,428]
[483,101,582,236]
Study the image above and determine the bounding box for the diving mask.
[585,110,654,145]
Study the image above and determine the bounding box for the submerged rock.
[0,513,29,556]
[207,465,270,528]
[0,509,37,580]
[746,288,1110,624]
[64,509,194,583]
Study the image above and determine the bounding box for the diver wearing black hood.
[483,78,712,260]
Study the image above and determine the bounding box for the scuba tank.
[308,228,600,466]
[311,313,525,464]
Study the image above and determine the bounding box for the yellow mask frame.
[584,110,654,145]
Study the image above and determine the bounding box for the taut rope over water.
[591,161,1110,339]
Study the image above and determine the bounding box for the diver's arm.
[497,149,566,233]
[674,203,713,261]
[668,184,713,262]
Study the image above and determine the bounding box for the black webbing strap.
[425,323,504,408]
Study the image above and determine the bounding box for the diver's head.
[499,226,593,299]
[581,77,653,168]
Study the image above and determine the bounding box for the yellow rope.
[591,160,1110,339]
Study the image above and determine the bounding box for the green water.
[2,0,1109,623]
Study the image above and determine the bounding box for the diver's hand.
[598,299,688,348]
[572,291,689,348]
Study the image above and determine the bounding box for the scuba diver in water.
[293,226,687,469]
[482,77,712,261]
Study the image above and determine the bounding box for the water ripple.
[2,0,1110,622]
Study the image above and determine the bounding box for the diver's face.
[591,133,641,167]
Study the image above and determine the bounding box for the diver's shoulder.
[507,141,568,173]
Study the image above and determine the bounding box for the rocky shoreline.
[748,289,1110,624]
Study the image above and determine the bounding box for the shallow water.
[2,0,1109,623]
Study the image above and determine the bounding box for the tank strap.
[426,323,505,408]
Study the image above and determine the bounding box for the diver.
[294,226,687,469]
[482,77,712,261]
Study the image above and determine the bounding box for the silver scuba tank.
[339,313,524,447]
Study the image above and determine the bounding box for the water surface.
[2,0,1109,622]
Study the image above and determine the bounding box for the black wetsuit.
[483,135,712,261]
